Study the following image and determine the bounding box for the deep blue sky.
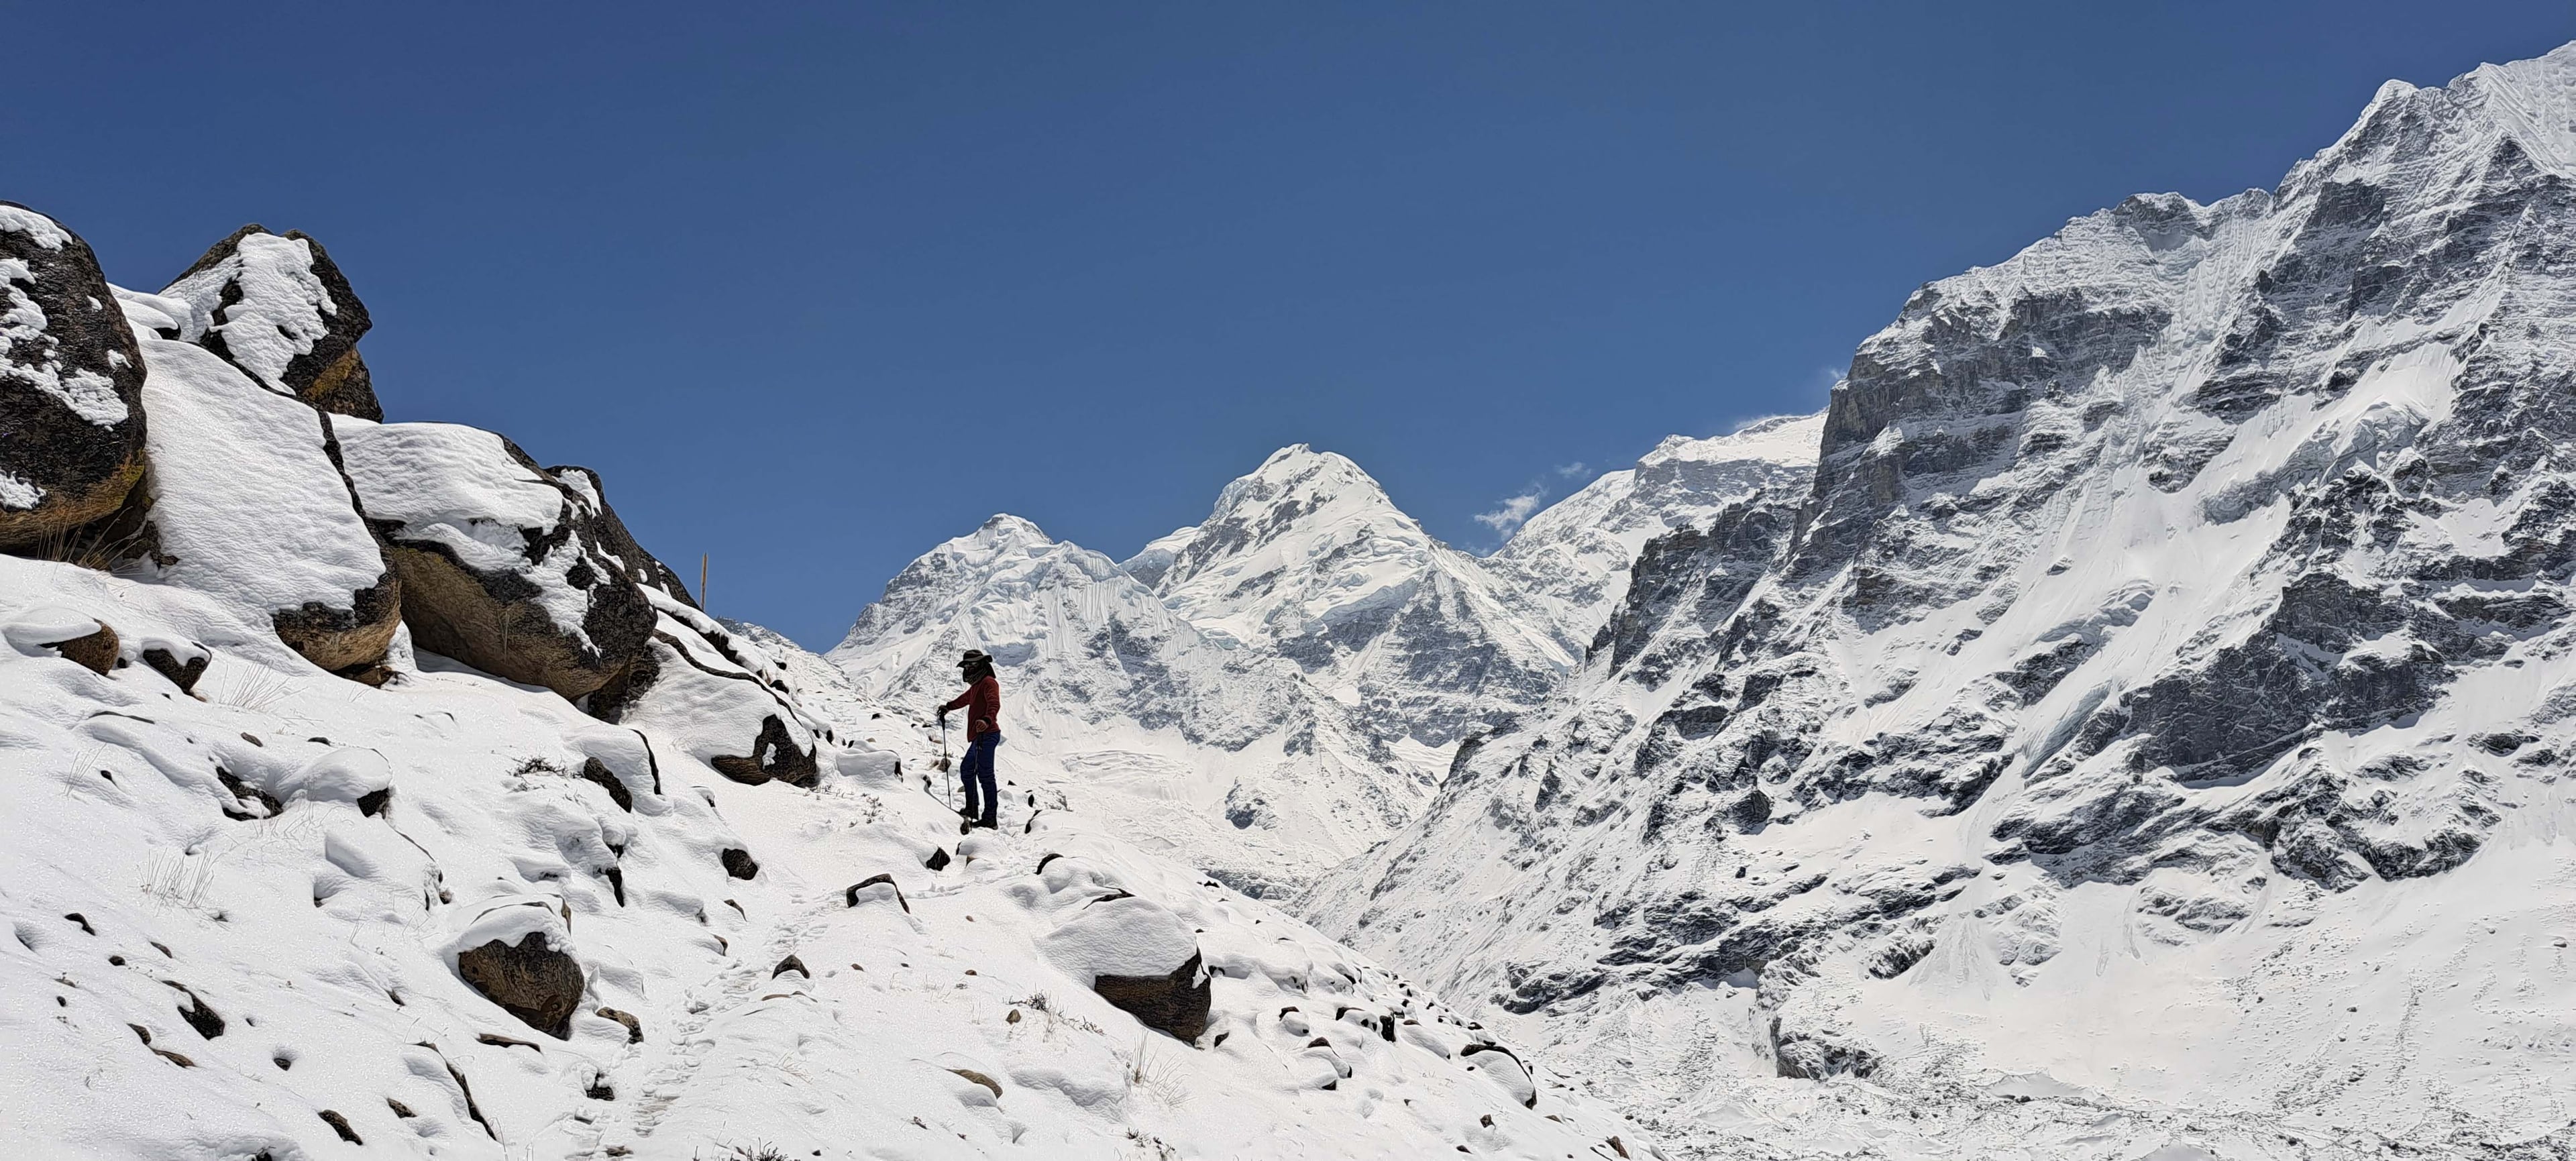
[10,3,2571,647]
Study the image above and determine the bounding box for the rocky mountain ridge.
[1303,43,2576,1158]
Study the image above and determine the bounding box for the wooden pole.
[700,553,708,613]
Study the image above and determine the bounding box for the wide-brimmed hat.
[957,649,992,667]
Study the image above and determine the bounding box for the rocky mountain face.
[1489,412,1823,653]
[0,207,1646,1161]
[1305,46,2576,1157]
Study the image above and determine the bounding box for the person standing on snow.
[937,649,1004,829]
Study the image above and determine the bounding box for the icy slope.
[1309,42,2576,1158]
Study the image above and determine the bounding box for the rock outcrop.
[455,932,585,1040]
[0,203,147,549]
[1093,950,1212,1044]
[158,225,381,420]
[336,418,828,783]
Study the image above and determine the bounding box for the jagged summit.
[828,503,1435,896]
[971,510,1048,539]
[1493,411,1824,648]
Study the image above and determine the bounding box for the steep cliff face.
[1309,46,2576,1156]
[1490,412,1822,655]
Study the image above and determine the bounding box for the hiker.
[937,649,1003,829]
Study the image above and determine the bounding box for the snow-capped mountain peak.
[1149,445,1430,643]
[1130,445,1573,750]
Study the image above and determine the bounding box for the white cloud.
[1474,489,1547,537]
[1554,461,1588,478]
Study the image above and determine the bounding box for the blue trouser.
[959,732,1002,826]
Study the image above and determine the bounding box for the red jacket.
[941,675,1001,739]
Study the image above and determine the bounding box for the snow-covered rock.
[133,336,401,679]
[606,604,824,787]
[1310,43,2576,1158]
[158,224,381,420]
[334,417,837,787]
[338,420,658,701]
[0,202,146,547]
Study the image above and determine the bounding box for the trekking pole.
[936,716,953,808]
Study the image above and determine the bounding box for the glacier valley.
[10,41,2576,1161]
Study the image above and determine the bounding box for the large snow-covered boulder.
[131,337,400,679]
[446,899,586,1039]
[157,225,380,420]
[336,417,824,785]
[0,203,146,549]
[1039,888,1211,1042]
[336,421,657,700]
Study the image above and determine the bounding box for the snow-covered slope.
[0,213,1655,1161]
[1311,44,2576,1159]
[0,551,1652,1160]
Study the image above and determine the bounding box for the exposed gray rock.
[1310,48,2576,1138]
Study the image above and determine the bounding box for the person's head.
[959,648,993,682]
